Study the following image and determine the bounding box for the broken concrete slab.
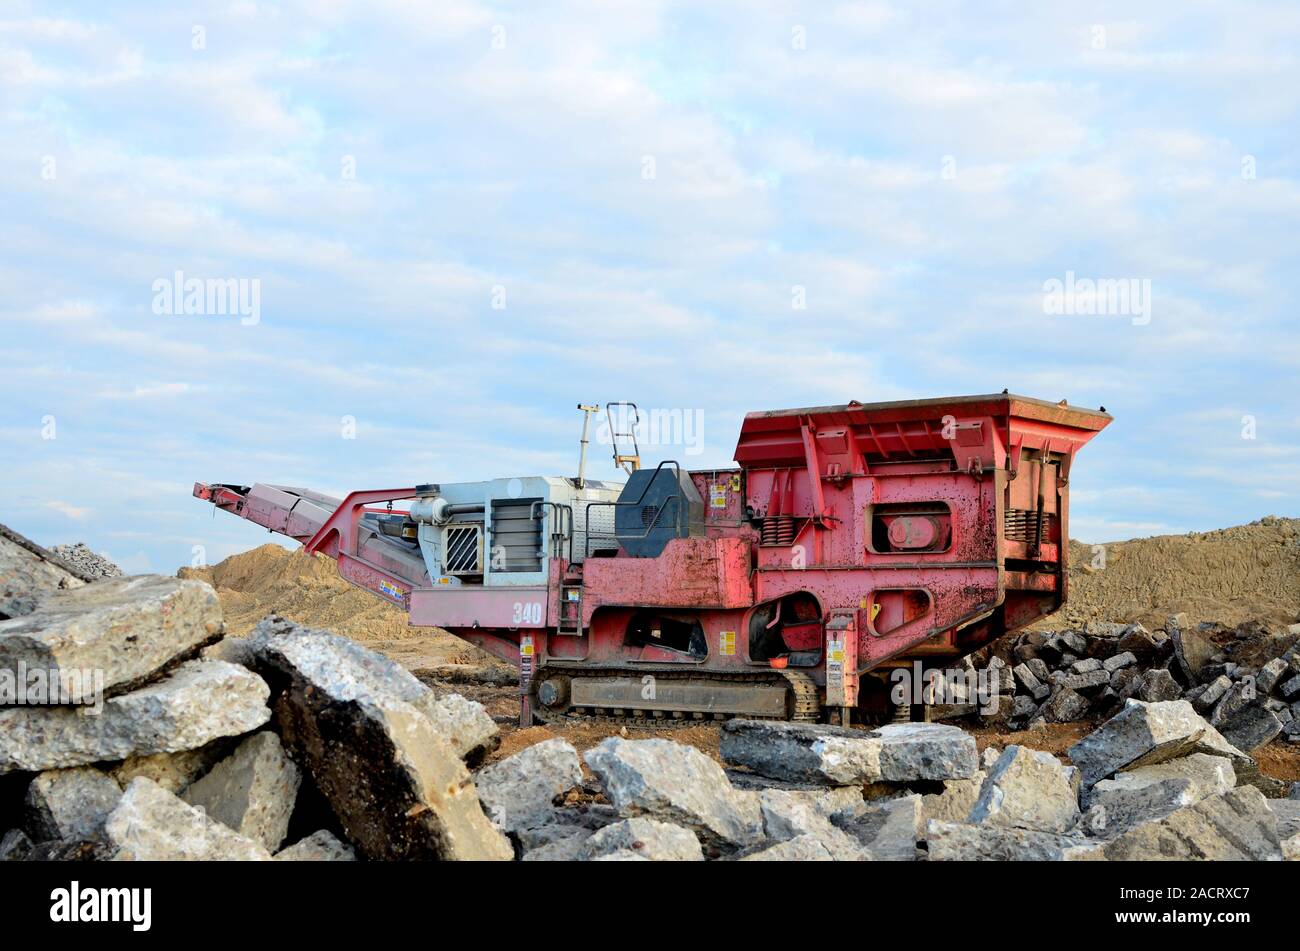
[0,660,271,775]
[1135,669,1183,703]
[105,777,272,860]
[181,731,301,852]
[274,830,356,861]
[0,526,85,619]
[24,767,122,842]
[583,817,704,861]
[585,737,762,849]
[0,827,34,861]
[739,833,836,861]
[758,788,870,860]
[918,773,986,823]
[109,737,236,794]
[252,616,498,761]
[873,723,978,782]
[1171,624,1216,684]
[969,745,1080,834]
[261,637,512,861]
[1101,786,1282,860]
[0,575,222,695]
[1218,705,1284,754]
[1083,754,1236,836]
[1068,700,1250,788]
[474,738,582,833]
[925,820,1097,861]
[834,794,922,861]
[720,719,882,785]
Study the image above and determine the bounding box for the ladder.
[606,401,641,475]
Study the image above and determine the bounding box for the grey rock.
[251,616,498,761]
[1012,663,1045,696]
[1084,754,1236,836]
[181,731,301,852]
[758,789,871,860]
[969,745,1080,834]
[1194,675,1233,713]
[1026,658,1050,681]
[918,773,986,823]
[1103,652,1137,673]
[0,528,85,619]
[1258,658,1290,695]
[1068,699,1250,788]
[1117,625,1162,661]
[1041,687,1090,723]
[1135,669,1183,703]
[874,723,978,781]
[109,737,236,794]
[1101,786,1281,861]
[1218,705,1284,754]
[521,826,595,862]
[1087,621,1129,639]
[24,767,122,842]
[583,818,704,861]
[835,794,922,861]
[0,575,222,695]
[1285,833,1300,861]
[0,660,271,775]
[739,833,835,861]
[721,719,882,785]
[274,829,356,861]
[1280,675,1300,701]
[925,820,1097,861]
[259,628,512,861]
[49,543,122,580]
[1267,799,1300,840]
[474,738,583,832]
[1072,658,1103,674]
[585,738,763,849]
[105,777,272,860]
[1211,681,1255,726]
[1171,623,1216,683]
[0,828,34,861]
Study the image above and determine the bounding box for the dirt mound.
[1044,516,1300,631]
[179,545,504,670]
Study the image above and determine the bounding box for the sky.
[1,1,1298,574]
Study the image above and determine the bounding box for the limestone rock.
[1218,705,1283,754]
[0,528,84,619]
[835,794,922,861]
[24,767,122,842]
[969,745,1080,834]
[182,731,301,852]
[105,777,271,860]
[474,738,583,832]
[0,660,271,775]
[583,818,704,861]
[925,820,1095,861]
[1084,754,1236,836]
[758,788,870,860]
[740,834,835,861]
[919,773,986,823]
[109,737,236,794]
[720,719,882,785]
[0,575,222,694]
[874,723,978,781]
[1101,786,1281,860]
[259,633,512,861]
[585,738,762,849]
[274,830,356,861]
[1067,699,1249,788]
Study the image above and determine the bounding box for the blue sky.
[2,1,1298,573]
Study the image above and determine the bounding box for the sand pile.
[1047,516,1300,631]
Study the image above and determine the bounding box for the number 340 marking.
[512,602,543,625]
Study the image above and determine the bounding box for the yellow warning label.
[710,485,727,508]
[520,636,535,657]
[720,630,736,656]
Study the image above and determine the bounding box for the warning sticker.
[520,636,535,658]
[719,630,736,656]
[710,484,727,508]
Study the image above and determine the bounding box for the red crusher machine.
[195,394,1110,726]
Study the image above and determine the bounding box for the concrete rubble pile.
[958,615,1300,752]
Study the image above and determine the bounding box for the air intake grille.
[444,524,483,574]
[1004,508,1058,543]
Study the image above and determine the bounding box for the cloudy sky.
[2,1,1298,573]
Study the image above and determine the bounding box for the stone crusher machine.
[195,394,1109,727]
